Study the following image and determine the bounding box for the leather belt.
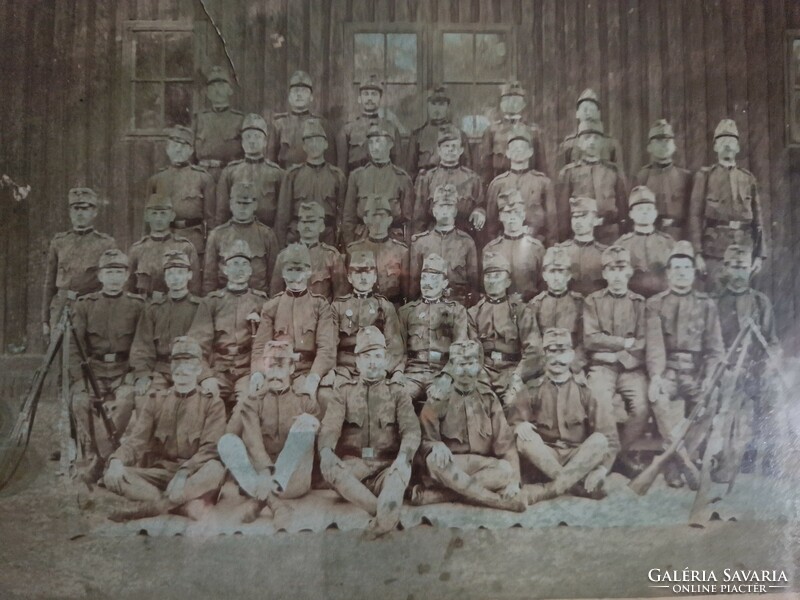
[173,218,204,228]
[92,351,129,363]
[214,344,251,357]
[57,289,79,300]
[199,159,222,168]
[408,350,449,364]
[485,351,521,362]
[705,218,750,230]
[666,351,698,372]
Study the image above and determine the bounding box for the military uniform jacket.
[508,375,619,469]
[331,292,404,373]
[405,120,473,176]
[486,168,557,244]
[346,237,409,305]
[615,230,675,298]
[399,298,475,372]
[189,287,268,373]
[70,291,144,381]
[203,220,279,294]
[147,164,216,230]
[559,238,608,297]
[409,229,478,299]
[583,288,646,370]
[412,164,484,235]
[111,387,225,475]
[635,162,692,240]
[194,107,245,166]
[42,228,117,323]
[519,290,584,354]
[688,163,765,259]
[342,161,414,245]
[216,157,285,227]
[482,234,545,302]
[268,111,336,168]
[336,114,401,174]
[716,287,779,365]
[269,242,346,301]
[130,293,201,378]
[479,116,548,182]
[468,295,524,368]
[251,290,336,378]
[127,232,201,297]
[556,132,625,173]
[645,289,725,380]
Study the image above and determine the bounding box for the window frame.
[786,30,800,146]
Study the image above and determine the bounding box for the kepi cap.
[497,189,524,212]
[207,66,231,85]
[99,248,129,269]
[578,120,604,136]
[714,118,739,140]
[437,124,461,145]
[723,244,752,266]
[289,70,313,90]
[366,124,392,139]
[628,186,656,208]
[349,249,377,270]
[241,113,269,135]
[483,251,511,274]
[427,85,450,103]
[359,74,384,93]
[507,125,532,145]
[221,239,254,262]
[601,245,631,267]
[576,88,601,109]
[422,253,448,275]
[296,201,326,221]
[264,340,297,361]
[167,125,194,145]
[500,81,525,98]
[542,327,573,350]
[648,119,674,140]
[362,194,393,215]
[231,181,257,202]
[282,243,312,268]
[668,240,696,262]
[449,340,482,361]
[569,196,598,215]
[162,250,192,270]
[68,187,99,207]
[171,336,203,360]
[302,118,327,140]
[543,246,571,269]
[432,183,457,206]
[145,193,173,210]
[355,325,386,354]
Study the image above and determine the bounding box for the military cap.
[264,340,297,361]
[282,243,312,268]
[449,339,482,361]
[99,248,129,269]
[497,188,524,212]
[171,336,203,360]
[628,185,656,208]
[648,119,674,140]
[723,244,752,266]
[145,193,173,210]
[68,187,99,207]
[422,253,448,275]
[437,124,461,145]
[167,125,194,145]
[230,181,257,201]
[542,327,573,350]
[432,183,457,206]
[162,250,192,270]
[508,125,532,146]
[241,113,269,136]
[576,88,601,109]
[569,196,598,215]
[668,240,696,262]
[366,124,392,139]
[221,239,254,262]
[500,81,525,97]
[296,201,326,221]
[543,246,571,270]
[289,70,313,90]
[349,249,377,270]
[362,194,393,215]
[427,85,450,103]
[359,74,384,93]
[302,118,327,140]
[355,325,387,354]
[714,118,739,140]
[207,66,231,85]
[483,251,511,274]
[601,245,632,267]
[578,120,604,136]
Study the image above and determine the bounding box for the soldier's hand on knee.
[514,421,538,442]
[389,455,412,481]
[166,469,189,503]
[303,373,321,399]
[249,372,265,395]
[201,377,221,398]
[647,375,666,404]
[469,210,486,230]
[254,474,278,501]
[134,376,151,397]
[584,466,607,493]
[429,442,453,470]
[500,481,521,500]
[104,459,126,494]
[319,447,341,481]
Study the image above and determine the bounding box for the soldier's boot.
[427,458,526,512]
[527,433,608,504]
[410,484,461,506]
[327,463,379,516]
[367,471,407,538]
[108,496,175,522]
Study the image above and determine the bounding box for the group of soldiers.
[41,66,781,535]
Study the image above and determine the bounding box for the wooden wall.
[0,0,798,355]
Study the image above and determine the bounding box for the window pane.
[134,32,162,79]
[443,33,474,82]
[386,33,417,83]
[165,31,193,79]
[793,40,800,87]
[475,33,510,82]
[165,82,192,127]
[354,33,385,82]
[383,85,420,136]
[447,83,498,138]
[134,82,163,129]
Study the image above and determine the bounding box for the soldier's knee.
[290,413,320,433]
[585,432,609,454]
[424,452,445,477]
[495,459,514,480]
[201,459,226,485]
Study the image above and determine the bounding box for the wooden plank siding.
[0,0,798,353]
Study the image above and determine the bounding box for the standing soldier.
[479,81,547,185]
[128,194,200,298]
[406,85,472,177]
[216,114,284,229]
[635,119,692,241]
[274,119,345,248]
[42,187,116,340]
[557,121,628,244]
[688,119,765,292]
[558,197,608,297]
[336,75,401,176]
[194,66,244,180]
[268,70,335,169]
[203,182,279,294]
[342,125,414,246]
[147,125,215,256]
[556,88,624,173]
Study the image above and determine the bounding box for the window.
[123,21,196,135]
[788,32,800,144]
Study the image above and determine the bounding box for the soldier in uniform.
[635,119,692,241]
[412,125,484,236]
[336,75,402,176]
[558,196,608,296]
[189,240,268,412]
[194,66,244,180]
[319,327,420,536]
[415,340,526,512]
[104,336,226,521]
[346,194,409,306]
[557,121,628,244]
[556,88,625,173]
[274,118,346,248]
[688,119,766,293]
[483,189,545,302]
[485,126,557,245]
[409,184,479,306]
[70,249,143,476]
[646,241,725,487]
[342,124,414,246]
[203,182,279,294]
[216,113,285,229]
[269,201,346,301]
[128,194,200,298]
[615,186,676,298]
[479,81,547,185]
[42,187,116,340]
[268,70,335,168]
[399,254,475,407]
[405,85,472,177]
[509,328,619,504]
[147,125,216,255]
[250,243,337,405]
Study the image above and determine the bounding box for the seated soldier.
[104,336,226,521]
[509,328,619,504]
[414,340,526,512]
[318,327,420,536]
[217,341,321,523]
[558,196,608,296]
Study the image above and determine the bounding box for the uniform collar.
[654,160,673,168]
[370,160,390,168]
[633,228,655,235]
[72,226,95,235]
[291,109,310,116]
[227,285,249,295]
[172,161,191,168]
[573,238,596,247]
[102,290,123,298]
[486,295,507,304]
[168,291,190,301]
[439,162,459,170]
[429,118,448,127]
[503,232,525,240]
[150,231,172,241]
[211,105,229,113]
[245,155,265,164]
[669,287,693,297]
[306,159,326,168]
[303,241,319,249]
[433,226,456,236]
[285,288,308,298]
[175,388,198,399]
[368,235,389,243]
[502,114,522,124]
[580,157,601,165]
[725,285,750,296]
[361,111,380,120]
[547,289,569,298]
[353,290,374,299]
[421,295,443,304]
[510,167,530,174]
